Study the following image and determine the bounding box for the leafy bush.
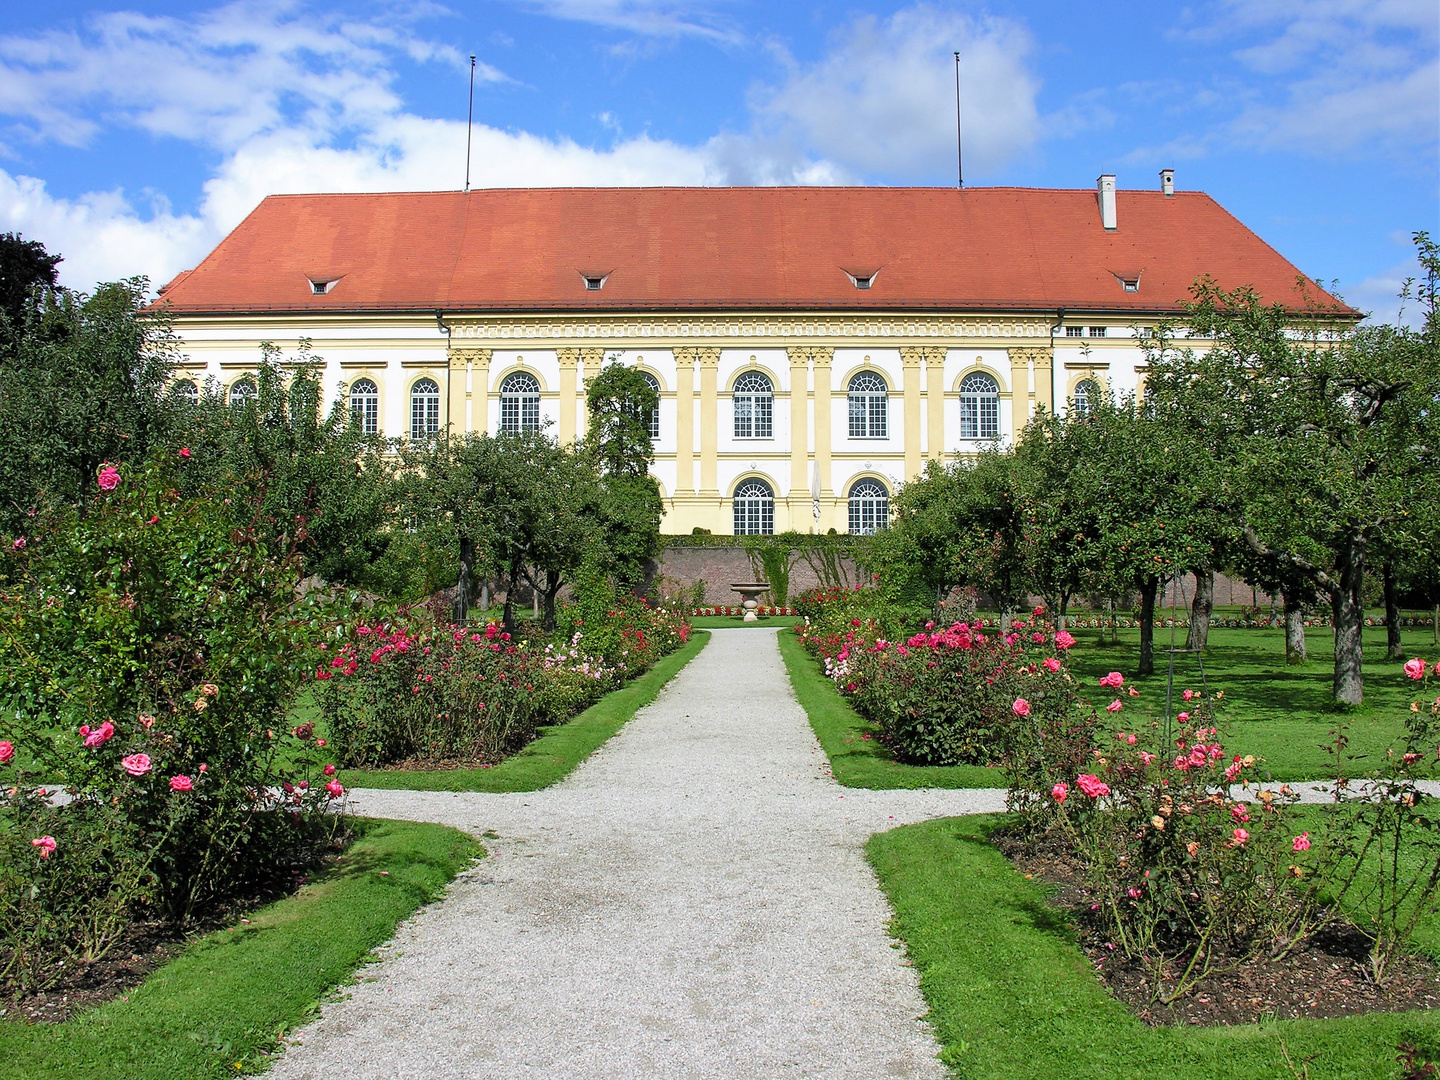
[798,596,1085,767]
[0,452,345,994]
[319,573,690,769]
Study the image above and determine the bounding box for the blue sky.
[0,0,1435,322]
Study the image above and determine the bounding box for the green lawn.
[339,630,710,791]
[870,814,1438,1080]
[0,817,478,1080]
[688,614,803,629]
[782,620,1440,787]
[777,628,1000,789]
[1064,623,1438,781]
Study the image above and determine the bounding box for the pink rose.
[179,447,191,459]
[0,741,12,764]
[1051,783,1068,804]
[11,537,23,550]
[1054,630,1076,650]
[1182,689,1194,701]
[1231,828,1249,846]
[1098,671,1124,689]
[1031,632,1045,643]
[1075,774,1110,798]
[315,738,326,748]
[1231,804,1250,823]
[1106,700,1123,713]
[82,721,115,748]
[1126,887,1142,899]
[325,779,344,799]
[323,764,336,776]
[121,753,152,777]
[1140,751,1155,765]
[1405,658,1426,680]
[170,774,193,792]
[1012,698,1031,717]
[1032,605,1045,618]
[1043,657,1061,673]
[1177,711,1189,722]
[1293,833,1311,852]
[97,464,120,491]
[31,836,56,858]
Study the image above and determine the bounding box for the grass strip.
[869,815,1440,1080]
[777,628,1000,789]
[689,614,802,629]
[340,630,710,792]
[0,817,478,1080]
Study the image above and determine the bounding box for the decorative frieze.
[448,314,1054,344]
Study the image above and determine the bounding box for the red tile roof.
[153,187,1351,316]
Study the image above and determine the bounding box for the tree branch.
[1241,524,1338,597]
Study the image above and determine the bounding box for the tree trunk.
[1283,593,1307,664]
[1138,576,1159,677]
[1331,539,1366,706]
[1383,559,1403,661]
[1186,568,1214,652]
[502,561,520,636]
[1434,603,1438,648]
[999,607,1012,631]
[541,569,561,631]
[451,536,475,626]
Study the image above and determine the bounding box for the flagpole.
[465,54,476,192]
[954,51,963,189]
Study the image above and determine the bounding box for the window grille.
[350,379,379,435]
[172,379,199,406]
[847,371,888,438]
[499,371,541,433]
[1089,326,1107,338]
[1073,379,1100,417]
[848,479,889,535]
[641,371,660,439]
[1065,325,1084,338]
[410,378,441,441]
[733,478,775,535]
[732,371,773,439]
[229,378,257,407]
[958,372,1000,439]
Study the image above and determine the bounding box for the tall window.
[350,378,379,435]
[410,378,440,441]
[172,379,199,406]
[732,371,773,439]
[1073,379,1099,418]
[229,378,257,407]
[848,479,889,535]
[847,372,888,438]
[500,371,541,433]
[958,372,1000,439]
[733,479,775,535]
[641,371,661,439]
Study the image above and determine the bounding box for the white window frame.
[958,372,1001,439]
[410,378,441,441]
[848,479,889,535]
[732,371,773,439]
[847,372,888,439]
[733,479,775,535]
[349,378,380,435]
[499,371,542,433]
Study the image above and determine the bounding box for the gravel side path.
[268,627,1000,1080]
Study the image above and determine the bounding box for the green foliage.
[0,232,62,347]
[170,344,395,588]
[0,279,177,535]
[0,453,348,991]
[597,472,664,591]
[584,361,657,476]
[743,534,798,605]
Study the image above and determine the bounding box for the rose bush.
[0,452,346,994]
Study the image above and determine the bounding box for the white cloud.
[753,6,1041,179]
[1185,0,1439,156]
[501,1,739,41]
[0,1,501,153]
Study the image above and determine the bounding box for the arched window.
[848,479,889,535]
[1073,378,1099,418]
[350,378,379,435]
[848,371,888,438]
[732,371,773,439]
[958,372,1000,439]
[499,371,541,433]
[733,478,775,535]
[410,378,440,441]
[640,371,660,439]
[229,378,257,407]
[172,379,198,407]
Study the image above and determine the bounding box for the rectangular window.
[734,397,753,439]
[1065,326,1084,338]
[848,396,866,438]
[352,397,378,435]
[1089,326,1107,338]
[960,398,977,439]
[980,397,999,438]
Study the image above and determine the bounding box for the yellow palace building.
[153,177,1342,536]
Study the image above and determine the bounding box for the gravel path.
[267,627,1003,1080]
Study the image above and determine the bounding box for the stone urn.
[730,582,770,623]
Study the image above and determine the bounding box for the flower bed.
[690,605,796,617]
[318,596,690,769]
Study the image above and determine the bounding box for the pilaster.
[809,347,835,530]
[900,347,924,481]
[450,346,490,435]
[674,347,696,496]
[556,348,579,445]
[578,348,605,441]
[924,346,946,462]
[1009,346,1054,436]
[785,347,811,531]
[697,347,721,496]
